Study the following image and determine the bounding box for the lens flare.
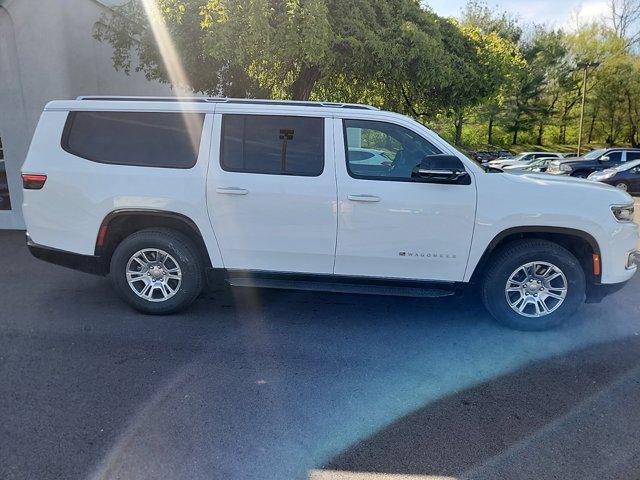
[139,0,201,151]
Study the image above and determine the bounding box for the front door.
[206,113,337,274]
[333,117,476,282]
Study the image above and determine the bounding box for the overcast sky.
[425,0,610,29]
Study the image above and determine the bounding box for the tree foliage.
[95,0,640,149]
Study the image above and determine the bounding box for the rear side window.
[62,111,205,168]
[626,152,640,161]
[220,115,324,176]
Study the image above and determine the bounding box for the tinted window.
[220,115,324,176]
[63,111,205,168]
[606,151,623,162]
[626,152,640,161]
[343,119,440,180]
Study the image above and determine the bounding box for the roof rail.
[75,96,379,110]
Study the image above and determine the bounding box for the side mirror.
[413,154,470,184]
[599,156,610,162]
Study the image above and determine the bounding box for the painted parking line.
[309,470,456,480]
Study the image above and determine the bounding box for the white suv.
[21,97,638,330]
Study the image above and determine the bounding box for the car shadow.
[322,335,640,479]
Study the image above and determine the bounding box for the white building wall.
[0,0,171,229]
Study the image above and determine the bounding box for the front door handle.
[216,187,249,195]
[347,194,381,203]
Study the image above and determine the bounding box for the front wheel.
[481,239,586,330]
[615,181,629,191]
[109,228,204,314]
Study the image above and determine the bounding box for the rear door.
[206,110,337,274]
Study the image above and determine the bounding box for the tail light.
[22,173,47,190]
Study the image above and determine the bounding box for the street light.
[576,61,601,156]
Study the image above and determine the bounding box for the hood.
[552,157,588,165]
[501,172,634,203]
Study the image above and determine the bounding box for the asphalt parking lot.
[1,219,640,480]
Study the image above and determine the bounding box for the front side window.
[220,115,324,176]
[343,119,440,180]
[606,151,623,162]
[62,111,205,168]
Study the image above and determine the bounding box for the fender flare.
[468,225,601,282]
[95,208,223,268]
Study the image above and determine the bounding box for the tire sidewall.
[110,230,202,314]
[483,243,585,330]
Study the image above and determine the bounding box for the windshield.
[583,148,607,160]
[615,158,640,171]
[527,159,546,167]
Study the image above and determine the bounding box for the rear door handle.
[347,194,381,203]
[216,187,249,195]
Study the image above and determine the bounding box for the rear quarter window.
[61,111,205,168]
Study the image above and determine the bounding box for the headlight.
[560,164,573,172]
[589,169,615,180]
[611,204,635,222]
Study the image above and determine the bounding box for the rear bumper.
[26,234,107,275]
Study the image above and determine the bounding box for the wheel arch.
[469,226,601,285]
[95,209,214,273]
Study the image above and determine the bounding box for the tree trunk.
[290,65,321,101]
[559,120,567,144]
[536,123,544,146]
[587,103,599,143]
[630,126,639,148]
[512,127,519,145]
[487,116,494,145]
[626,92,638,148]
[454,110,464,145]
[587,113,596,143]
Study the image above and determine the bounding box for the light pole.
[576,61,600,156]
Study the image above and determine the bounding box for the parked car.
[21,96,638,330]
[495,150,515,159]
[347,147,392,166]
[547,148,640,177]
[470,151,499,162]
[588,158,640,194]
[488,151,563,169]
[563,152,579,158]
[502,157,555,173]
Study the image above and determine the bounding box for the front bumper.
[26,234,107,275]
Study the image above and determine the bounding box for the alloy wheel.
[505,261,568,318]
[125,248,182,302]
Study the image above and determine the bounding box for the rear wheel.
[481,239,586,330]
[110,228,204,314]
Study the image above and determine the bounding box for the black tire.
[571,171,590,178]
[109,228,204,314]
[481,239,586,331]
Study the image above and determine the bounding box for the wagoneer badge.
[399,252,457,259]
